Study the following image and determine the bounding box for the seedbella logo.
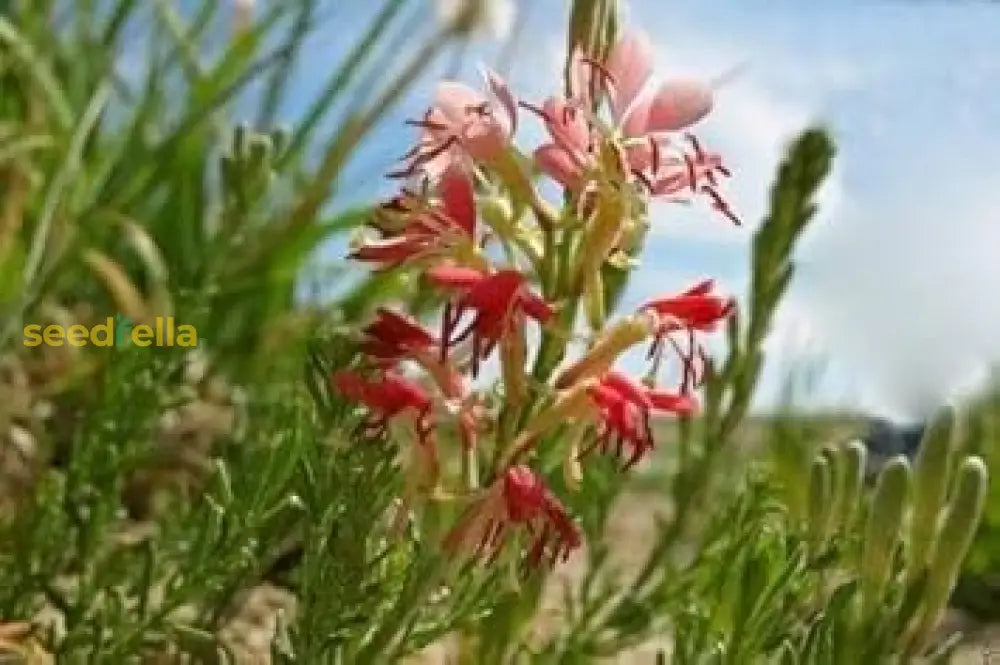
[23,315,198,348]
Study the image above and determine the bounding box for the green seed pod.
[808,455,832,551]
[908,408,955,574]
[861,456,911,614]
[840,440,867,532]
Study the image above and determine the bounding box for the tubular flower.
[360,308,466,401]
[443,465,581,567]
[331,369,435,446]
[397,69,517,179]
[527,31,737,223]
[428,265,553,376]
[585,371,697,468]
[531,97,598,191]
[642,279,735,390]
[350,169,479,270]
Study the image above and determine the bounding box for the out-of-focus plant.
[953,375,1000,619]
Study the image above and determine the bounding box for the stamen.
[684,154,697,192]
[517,100,552,122]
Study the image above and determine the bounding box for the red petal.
[439,168,476,236]
[521,291,554,323]
[647,390,698,414]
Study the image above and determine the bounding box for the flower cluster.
[335,30,737,568]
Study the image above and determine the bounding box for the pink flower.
[531,97,597,191]
[604,32,713,140]
[585,371,697,468]
[443,465,581,567]
[350,169,477,269]
[397,69,517,179]
[427,265,553,376]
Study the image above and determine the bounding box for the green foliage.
[0,1,996,663]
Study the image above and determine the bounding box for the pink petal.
[644,79,713,132]
[542,98,591,153]
[534,143,584,191]
[621,95,653,138]
[439,169,476,236]
[435,81,486,124]
[605,32,654,121]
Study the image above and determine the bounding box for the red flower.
[642,280,734,391]
[585,371,697,468]
[331,369,434,446]
[361,307,438,361]
[443,465,581,567]
[360,308,466,402]
[428,265,553,376]
[349,169,477,269]
[642,279,733,332]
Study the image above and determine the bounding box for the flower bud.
[568,0,620,61]
[584,271,606,330]
[861,456,910,614]
[555,313,657,389]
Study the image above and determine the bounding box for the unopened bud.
[584,271,606,330]
[568,0,619,61]
[563,425,587,491]
[555,313,657,389]
[861,456,910,614]
[436,0,515,40]
[233,0,254,34]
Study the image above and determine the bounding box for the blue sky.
[279,0,1000,418]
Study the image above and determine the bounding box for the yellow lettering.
[91,318,113,347]
[23,325,42,347]
[43,325,64,347]
[176,325,198,347]
[66,325,89,347]
[132,325,153,347]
